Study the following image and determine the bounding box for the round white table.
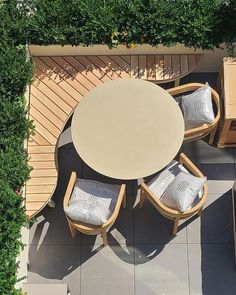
[71,79,184,180]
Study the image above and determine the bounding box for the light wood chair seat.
[63,172,126,246]
[139,153,208,235]
[167,83,220,143]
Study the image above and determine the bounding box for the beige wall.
[29,43,235,73]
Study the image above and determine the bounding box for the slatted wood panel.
[26,54,201,218]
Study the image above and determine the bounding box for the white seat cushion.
[64,179,120,225]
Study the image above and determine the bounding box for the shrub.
[0,2,33,292]
[23,0,236,50]
[0,182,27,295]
[0,43,33,98]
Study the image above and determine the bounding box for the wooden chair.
[167,83,220,144]
[139,153,208,235]
[63,172,126,246]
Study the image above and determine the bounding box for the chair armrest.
[140,183,180,216]
[179,153,204,178]
[167,83,205,96]
[102,184,126,228]
[63,171,77,210]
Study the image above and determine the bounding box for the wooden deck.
[26,54,201,218]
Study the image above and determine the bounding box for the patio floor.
[26,73,236,295]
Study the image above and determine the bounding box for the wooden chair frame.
[63,172,126,246]
[167,83,221,144]
[139,153,208,235]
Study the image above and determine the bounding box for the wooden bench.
[25,54,202,218]
[130,54,202,86]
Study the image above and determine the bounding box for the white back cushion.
[181,83,215,130]
[148,160,188,198]
[161,172,206,212]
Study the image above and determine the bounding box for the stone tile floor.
[27,74,236,294]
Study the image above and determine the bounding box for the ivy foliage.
[0,43,33,98]
[0,2,33,294]
[0,181,27,295]
[19,0,236,50]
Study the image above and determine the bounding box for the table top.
[71,79,184,180]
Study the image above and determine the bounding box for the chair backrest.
[141,153,208,219]
[167,83,220,143]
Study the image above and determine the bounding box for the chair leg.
[139,188,145,208]
[208,127,217,145]
[122,192,126,208]
[198,207,203,216]
[48,199,55,208]
[173,217,180,235]
[68,220,77,238]
[174,78,180,87]
[101,229,108,246]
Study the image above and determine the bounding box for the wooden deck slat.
[26,201,48,210]
[27,177,57,186]
[30,169,57,177]
[30,132,50,146]
[131,56,139,78]
[120,55,131,64]
[98,56,130,78]
[108,56,130,74]
[163,55,172,79]
[188,55,197,71]
[31,85,68,121]
[26,185,55,194]
[28,139,38,146]
[28,161,56,169]
[33,66,79,108]
[26,210,38,218]
[50,56,91,96]
[155,55,164,80]
[138,56,147,79]
[86,56,119,79]
[180,55,189,75]
[146,55,156,80]
[31,95,64,128]
[29,117,57,145]
[172,55,180,78]
[30,106,61,138]
[28,146,56,154]
[36,56,86,99]
[26,193,52,202]
[75,56,110,83]
[32,77,73,114]
[64,56,100,87]
[29,153,56,162]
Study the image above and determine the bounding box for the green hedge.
[0,3,33,292]
[16,0,236,50]
[0,181,27,295]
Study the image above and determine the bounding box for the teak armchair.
[139,153,208,235]
[167,83,220,144]
[63,172,126,246]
